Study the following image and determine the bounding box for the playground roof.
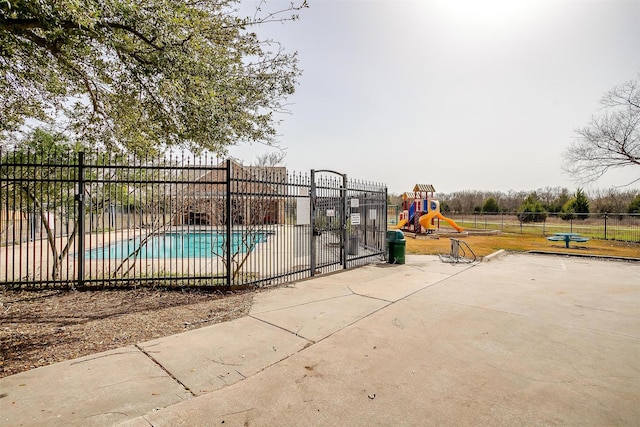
[413,184,436,192]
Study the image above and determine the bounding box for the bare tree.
[254,149,287,167]
[564,75,640,185]
[589,188,637,215]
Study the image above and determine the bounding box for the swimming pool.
[85,231,270,259]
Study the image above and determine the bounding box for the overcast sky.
[229,0,640,195]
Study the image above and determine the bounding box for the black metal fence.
[439,212,640,242]
[0,150,387,289]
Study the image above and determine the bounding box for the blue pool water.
[86,232,270,259]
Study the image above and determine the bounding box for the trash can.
[386,230,406,264]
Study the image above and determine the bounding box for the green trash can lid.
[387,230,405,241]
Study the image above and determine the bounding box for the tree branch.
[57,55,102,118]
[1,17,164,51]
[98,21,163,50]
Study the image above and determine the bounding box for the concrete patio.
[1,253,638,426]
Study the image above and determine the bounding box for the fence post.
[342,173,348,270]
[363,192,368,248]
[604,214,608,240]
[226,159,232,288]
[75,152,85,289]
[310,170,316,276]
[384,187,388,259]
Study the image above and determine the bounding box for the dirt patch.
[0,288,253,378]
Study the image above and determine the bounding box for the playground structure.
[396,184,464,234]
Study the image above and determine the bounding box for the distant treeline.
[389,187,640,215]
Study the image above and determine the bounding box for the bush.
[559,204,577,220]
[561,188,589,220]
[628,195,640,214]
[517,194,547,223]
[482,197,500,214]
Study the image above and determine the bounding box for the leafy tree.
[481,197,500,214]
[0,0,306,156]
[628,194,640,213]
[561,188,590,220]
[563,74,640,185]
[517,193,547,223]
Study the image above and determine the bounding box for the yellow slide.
[419,212,464,232]
[393,218,408,229]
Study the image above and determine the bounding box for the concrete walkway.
[1,253,639,426]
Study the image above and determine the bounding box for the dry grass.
[405,231,640,259]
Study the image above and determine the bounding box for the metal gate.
[310,169,387,275]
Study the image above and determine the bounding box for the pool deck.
[1,252,639,426]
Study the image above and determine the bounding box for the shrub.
[559,203,577,220]
[561,188,589,220]
[517,194,547,223]
[628,195,640,214]
[482,197,500,214]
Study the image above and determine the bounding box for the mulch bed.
[0,288,254,378]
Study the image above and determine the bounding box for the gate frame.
[310,169,348,276]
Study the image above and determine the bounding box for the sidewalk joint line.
[248,314,315,344]
[251,293,355,315]
[135,344,197,397]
